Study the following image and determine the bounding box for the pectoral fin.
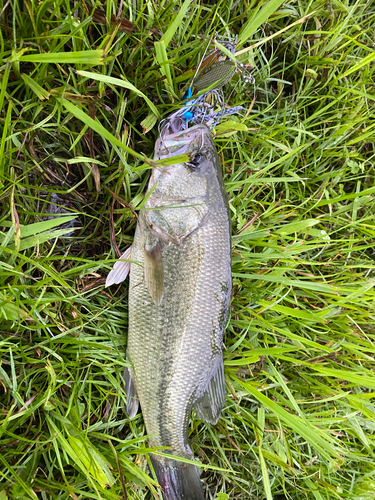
[144,240,164,305]
[194,356,225,425]
[105,246,132,287]
[123,366,139,419]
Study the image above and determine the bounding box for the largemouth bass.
[106,123,231,499]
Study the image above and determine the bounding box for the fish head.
[155,123,215,159]
[150,124,221,204]
[155,123,213,159]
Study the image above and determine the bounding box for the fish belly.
[127,208,231,457]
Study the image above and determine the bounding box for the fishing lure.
[157,35,254,158]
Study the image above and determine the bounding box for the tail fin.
[150,455,204,500]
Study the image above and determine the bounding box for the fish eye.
[192,153,203,164]
[189,153,204,167]
[185,152,205,171]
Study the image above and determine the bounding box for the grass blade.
[76,70,160,118]
[161,0,192,47]
[18,50,105,64]
[21,73,50,100]
[154,40,175,93]
[58,97,149,163]
[234,377,342,462]
[238,0,286,45]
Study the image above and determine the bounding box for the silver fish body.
[125,124,231,499]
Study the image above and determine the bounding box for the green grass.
[1,0,375,498]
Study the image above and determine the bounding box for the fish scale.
[124,124,232,499]
[128,202,229,447]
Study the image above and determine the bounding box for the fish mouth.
[155,124,212,160]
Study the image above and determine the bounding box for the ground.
[0,0,375,499]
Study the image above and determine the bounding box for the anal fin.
[123,365,139,419]
[105,246,132,287]
[194,356,225,425]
